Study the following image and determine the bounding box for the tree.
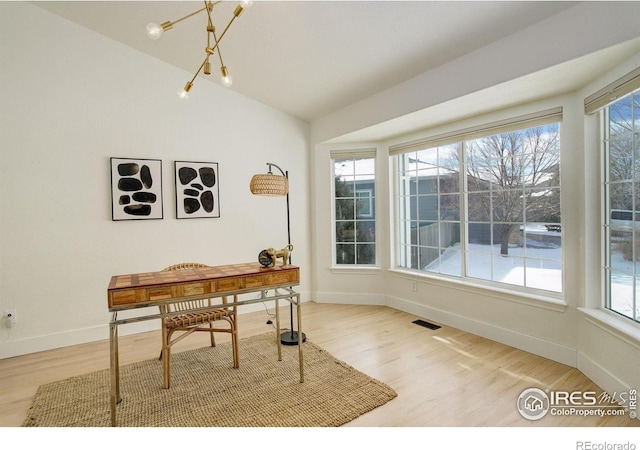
[465,125,560,256]
[608,94,638,212]
[334,173,376,264]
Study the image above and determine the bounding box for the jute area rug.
[23,332,397,427]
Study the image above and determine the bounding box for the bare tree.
[465,126,560,256]
[608,96,638,211]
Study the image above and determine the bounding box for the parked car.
[610,209,640,232]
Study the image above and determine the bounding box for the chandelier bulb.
[145,23,163,40]
[241,0,253,8]
[221,66,233,87]
[178,81,193,100]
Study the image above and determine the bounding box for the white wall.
[310,1,640,145]
[577,56,640,399]
[0,3,311,358]
[310,2,640,398]
[315,96,580,366]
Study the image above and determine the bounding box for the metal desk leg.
[296,293,304,383]
[109,315,121,427]
[159,304,171,389]
[274,293,282,361]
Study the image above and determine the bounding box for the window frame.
[601,90,640,324]
[391,109,564,298]
[331,150,378,267]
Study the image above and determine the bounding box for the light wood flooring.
[0,302,638,427]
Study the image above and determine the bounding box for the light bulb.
[220,66,233,87]
[178,82,193,99]
[222,74,233,87]
[145,23,163,40]
[241,0,253,8]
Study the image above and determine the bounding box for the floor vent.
[412,319,442,330]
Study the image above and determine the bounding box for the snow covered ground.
[425,242,562,292]
[425,240,638,320]
[609,250,639,320]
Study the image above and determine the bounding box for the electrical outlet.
[4,309,17,328]
[411,281,417,292]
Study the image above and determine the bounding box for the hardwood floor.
[0,302,638,428]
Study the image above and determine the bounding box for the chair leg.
[162,326,172,389]
[209,322,216,348]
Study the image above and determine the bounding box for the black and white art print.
[110,157,163,221]
[175,161,220,219]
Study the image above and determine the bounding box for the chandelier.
[145,1,252,99]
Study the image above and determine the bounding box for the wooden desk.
[107,262,302,427]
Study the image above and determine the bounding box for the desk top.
[108,262,300,310]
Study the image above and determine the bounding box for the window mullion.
[461,141,469,278]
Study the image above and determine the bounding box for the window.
[333,153,376,265]
[394,110,562,294]
[397,144,462,276]
[603,89,640,323]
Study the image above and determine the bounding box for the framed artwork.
[175,161,220,219]
[110,157,163,221]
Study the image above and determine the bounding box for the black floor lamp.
[250,162,306,346]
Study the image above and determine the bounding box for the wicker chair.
[159,263,239,389]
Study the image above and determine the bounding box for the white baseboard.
[315,291,576,365]
[577,351,633,396]
[314,291,386,305]
[385,295,577,367]
[0,320,160,359]
[578,351,640,422]
[0,299,297,359]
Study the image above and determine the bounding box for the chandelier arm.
[189,58,208,85]
[205,7,242,56]
[168,5,209,28]
[205,0,214,29]
[212,29,225,67]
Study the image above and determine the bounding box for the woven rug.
[23,332,397,427]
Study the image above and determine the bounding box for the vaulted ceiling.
[35,1,594,123]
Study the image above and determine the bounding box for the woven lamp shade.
[250,173,289,196]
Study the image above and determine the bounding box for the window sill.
[330,265,382,275]
[388,268,567,312]
[578,308,640,351]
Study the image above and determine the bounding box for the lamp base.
[280,330,306,346]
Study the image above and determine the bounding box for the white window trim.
[599,89,640,325]
[391,110,564,297]
[330,149,378,267]
[389,268,567,312]
[579,307,640,351]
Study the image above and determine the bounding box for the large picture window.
[397,144,462,276]
[333,153,376,265]
[395,111,562,294]
[604,90,640,323]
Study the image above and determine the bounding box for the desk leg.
[160,304,171,389]
[274,294,282,361]
[296,293,304,383]
[109,317,121,427]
